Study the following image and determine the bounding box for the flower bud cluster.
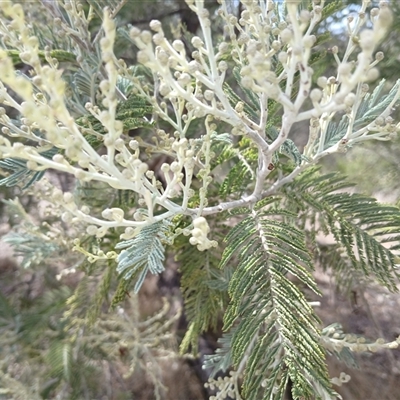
[156,136,196,203]
[99,9,121,145]
[126,10,244,129]
[331,372,351,387]
[189,217,217,251]
[205,370,240,400]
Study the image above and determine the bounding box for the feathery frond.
[203,330,235,378]
[176,232,227,354]
[285,167,400,291]
[220,207,336,399]
[323,79,400,149]
[116,220,171,293]
[0,147,57,190]
[3,232,60,269]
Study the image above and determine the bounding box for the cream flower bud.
[300,9,311,23]
[61,212,73,223]
[99,80,110,93]
[218,42,229,53]
[191,228,203,238]
[280,29,292,44]
[129,140,139,150]
[110,208,124,222]
[137,50,150,64]
[272,28,280,36]
[52,188,63,202]
[26,160,38,170]
[153,33,164,45]
[157,50,169,65]
[359,29,375,52]
[218,61,228,72]
[178,73,191,86]
[188,60,200,73]
[303,35,316,48]
[173,40,185,52]
[334,92,346,104]
[81,205,90,215]
[189,236,199,245]
[204,90,214,101]
[193,216,209,232]
[168,57,178,68]
[63,192,74,203]
[278,52,288,64]
[366,68,379,81]
[159,83,171,96]
[86,225,98,235]
[271,40,281,51]
[374,7,393,43]
[170,161,180,173]
[193,107,206,118]
[313,5,322,14]
[149,20,162,32]
[241,76,253,89]
[310,88,322,102]
[235,102,244,112]
[74,169,86,180]
[140,30,152,44]
[130,27,141,38]
[161,163,170,173]
[370,7,379,17]
[338,63,352,75]
[102,208,123,223]
[192,36,204,48]
[361,83,369,92]
[344,92,356,106]
[115,138,124,151]
[53,154,64,163]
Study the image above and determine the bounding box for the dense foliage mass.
[1,1,400,399]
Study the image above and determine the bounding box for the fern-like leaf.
[286,167,400,291]
[220,208,336,400]
[323,79,400,149]
[0,147,57,190]
[203,329,235,378]
[115,220,170,293]
[176,232,226,354]
[3,232,60,269]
